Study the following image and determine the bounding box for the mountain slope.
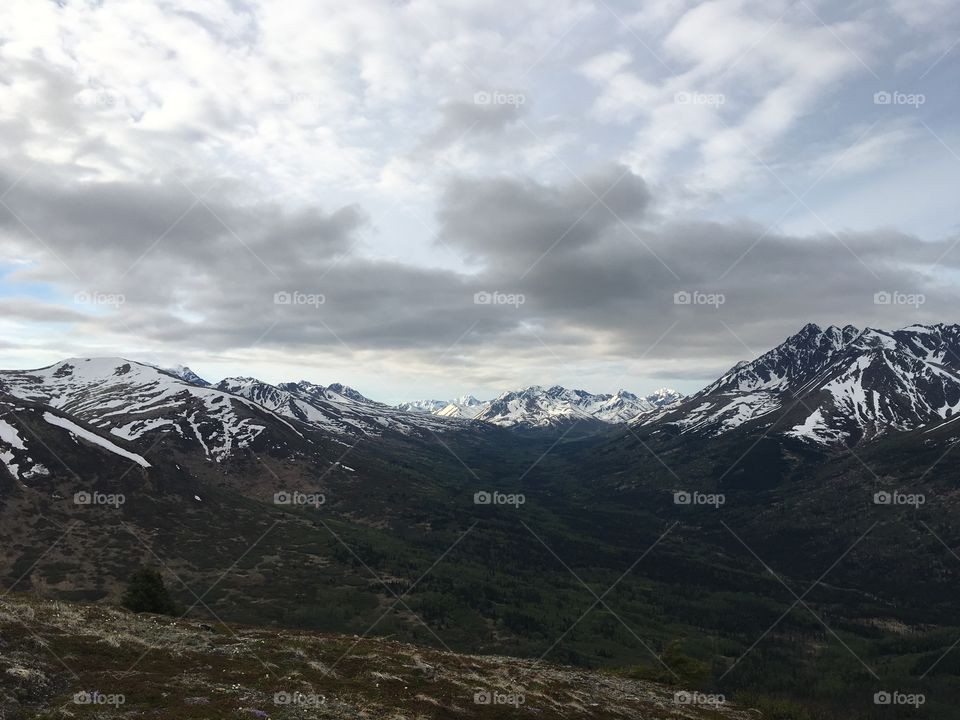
[0,592,755,720]
[0,358,306,462]
[217,377,469,436]
[5,341,960,718]
[0,358,478,472]
[0,393,156,486]
[639,323,960,445]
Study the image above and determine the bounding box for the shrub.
[122,567,178,616]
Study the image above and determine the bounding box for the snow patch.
[43,412,151,468]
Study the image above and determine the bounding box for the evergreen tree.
[122,567,178,616]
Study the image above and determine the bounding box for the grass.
[0,592,756,719]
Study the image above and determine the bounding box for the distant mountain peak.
[164,364,210,386]
[396,399,449,414]
[474,384,683,428]
[396,385,682,427]
[325,382,374,404]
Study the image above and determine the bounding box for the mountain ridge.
[639,322,960,446]
[4,321,958,452]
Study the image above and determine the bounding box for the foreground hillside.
[0,593,751,719]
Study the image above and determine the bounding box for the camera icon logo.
[74,491,92,505]
[874,691,891,704]
[873,91,892,105]
[473,690,492,704]
[673,291,692,305]
[474,491,492,505]
[873,491,892,505]
[274,491,292,505]
[274,291,292,305]
[673,490,692,505]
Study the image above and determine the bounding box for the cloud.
[420,100,526,152]
[0,164,957,394]
[0,0,958,398]
[438,164,652,270]
[0,298,89,324]
[579,0,883,193]
[0,171,364,286]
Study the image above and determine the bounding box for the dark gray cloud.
[1,165,957,385]
[438,164,651,269]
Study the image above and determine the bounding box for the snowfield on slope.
[43,412,151,467]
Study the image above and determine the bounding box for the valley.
[1,323,959,718]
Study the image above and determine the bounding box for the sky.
[0,0,958,404]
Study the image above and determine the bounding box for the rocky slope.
[0,593,753,719]
[639,323,960,445]
[0,358,306,463]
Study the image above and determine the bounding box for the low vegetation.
[0,592,755,719]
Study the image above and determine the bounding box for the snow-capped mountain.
[398,387,682,427]
[396,396,488,417]
[163,364,210,386]
[0,358,479,470]
[287,380,375,406]
[474,386,682,428]
[0,358,304,463]
[641,323,960,445]
[643,387,686,408]
[395,399,449,414]
[435,395,488,419]
[216,376,463,436]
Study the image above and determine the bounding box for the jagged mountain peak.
[163,364,210,386]
[220,375,261,385]
[398,384,682,428]
[641,323,960,446]
[396,394,486,418]
[325,382,374,404]
[396,399,449,414]
[0,358,475,467]
[646,387,683,404]
[276,380,375,406]
[476,384,683,428]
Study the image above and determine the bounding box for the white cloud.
[0,0,957,396]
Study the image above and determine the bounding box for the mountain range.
[3,323,960,719]
[1,323,958,479]
[400,387,684,426]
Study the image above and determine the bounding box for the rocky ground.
[0,593,753,719]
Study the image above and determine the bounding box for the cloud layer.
[0,0,958,399]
